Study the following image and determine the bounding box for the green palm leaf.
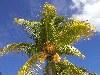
[57,45,85,59]
[54,19,95,45]
[0,43,37,56]
[14,18,41,39]
[55,60,86,75]
[17,54,38,75]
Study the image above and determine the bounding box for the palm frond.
[54,19,95,45]
[0,43,37,56]
[14,18,41,39]
[43,3,57,17]
[55,60,87,75]
[17,54,38,75]
[57,45,85,59]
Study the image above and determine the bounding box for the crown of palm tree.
[0,3,95,75]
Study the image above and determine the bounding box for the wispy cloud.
[52,0,73,16]
[71,0,100,32]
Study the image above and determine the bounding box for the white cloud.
[71,0,100,32]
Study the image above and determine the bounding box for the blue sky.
[0,0,100,75]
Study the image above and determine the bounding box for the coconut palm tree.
[0,3,95,75]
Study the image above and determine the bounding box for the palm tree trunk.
[44,61,56,75]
